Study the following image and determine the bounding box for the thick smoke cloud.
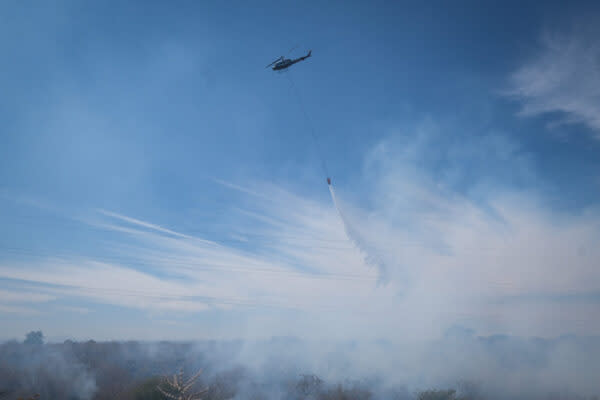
[0,340,96,400]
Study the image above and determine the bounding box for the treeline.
[0,338,472,400]
[1,333,599,400]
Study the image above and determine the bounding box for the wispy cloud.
[97,209,195,240]
[54,305,92,315]
[0,304,40,314]
[0,289,54,315]
[0,289,56,303]
[507,26,600,138]
[0,191,382,319]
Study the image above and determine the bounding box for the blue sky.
[1,0,600,341]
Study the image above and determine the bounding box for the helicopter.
[266,50,312,71]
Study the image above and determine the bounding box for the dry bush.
[157,369,207,400]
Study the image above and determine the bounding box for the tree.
[23,331,44,346]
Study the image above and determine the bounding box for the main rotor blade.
[286,45,299,56]
[265,56,283,68]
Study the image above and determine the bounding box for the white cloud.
[508,27,600,138]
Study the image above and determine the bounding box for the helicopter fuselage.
[272,59,294,70]
[271,50,311,71]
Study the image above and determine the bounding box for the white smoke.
[328,183,389,283]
